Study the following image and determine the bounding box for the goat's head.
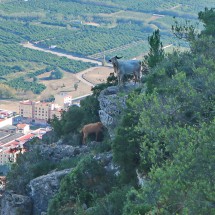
[109,56,123,63]
[109,56,123,74]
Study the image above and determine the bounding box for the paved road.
[22,42,102,65]
[22,43,108,87]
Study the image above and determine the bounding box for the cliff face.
[29,168,72,215]
[98,83,138,139]
[0,145,116,214]
[1,169,73,215]
[1,191,32,215]
[1,84,137,215]
[25,142,89,162]
[1,144,90,215]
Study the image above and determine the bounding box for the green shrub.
[88,187,129,215]
[56,157,80,170]
[90,139,112,154]
[6,143,56,195]
[47,156,116,215]
[112,91,141,186]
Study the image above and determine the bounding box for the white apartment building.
[0,118,13,129]
[0,152,11,165]
[55,92,72,108]
[19,100,63,121]
[16,124,30,134]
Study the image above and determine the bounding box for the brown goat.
[81,122,104,144]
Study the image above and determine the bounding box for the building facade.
[16,124,30,134]
[34,102,50,121]
[0,118,13,129]
[19,100,63,122]
[19,100,36,118]
[0,153,11,165]
[54,92,72,108]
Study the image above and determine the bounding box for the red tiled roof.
[2,133,35,148]
[18,133,34,141]
[17,124,27,129]
[20,100,33,105]
[3,149,11,154]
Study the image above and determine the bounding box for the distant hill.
[0,0,214,96]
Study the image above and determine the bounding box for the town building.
[0,128,50,165]
[19,100,35,118]
[19,93,72,122]
[0,153,11,166]
[0,125,16,134]
[0,118,13,129]
[0,109,50,166]
[34,102,50,121]
[19,100,63,122]
[16,124,30,134]
[0,110,13,119]
[50,108,63,120]
[54,92,72,108]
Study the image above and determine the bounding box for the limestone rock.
[25,143,89,162]
[98,83,137,139]
[1,190,32,215]
[28,168,72,215]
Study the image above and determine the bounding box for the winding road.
[22,42,105,87]
[75,67,99,87]
[22,42,102,65]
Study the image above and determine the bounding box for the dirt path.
[170,4,182,10]
[74,67,98,87]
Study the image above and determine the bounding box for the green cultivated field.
[0,0,214,96]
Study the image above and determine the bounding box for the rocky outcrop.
[98,83,138,139]
[28,168,72,215]
[38,144,90,162]
[25,142,90,162]
[93,151,119,175]
[0,143,117,215]
[1,83,140,215]
[1,190,32,215]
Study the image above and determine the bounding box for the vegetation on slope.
[48,8,215,214]
[5,7,215,215]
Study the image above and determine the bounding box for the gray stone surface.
[98,83,137,139]
[1,190,32,215]
[28,168,72,215]
[26,142,89,162]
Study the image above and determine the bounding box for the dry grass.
[38,66,113,99]
[82,67,113,85]
[37,71,92,100]
[0,66,114,112]
[0,100,20,113]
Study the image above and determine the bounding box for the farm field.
[82,66,112,86]
[37,66,112,100]
[0,0,214,99]
[0,66,113,112]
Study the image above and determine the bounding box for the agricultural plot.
[0,0,214,97]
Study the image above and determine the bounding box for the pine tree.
[198,8,215,36]
[144,29,164,68]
